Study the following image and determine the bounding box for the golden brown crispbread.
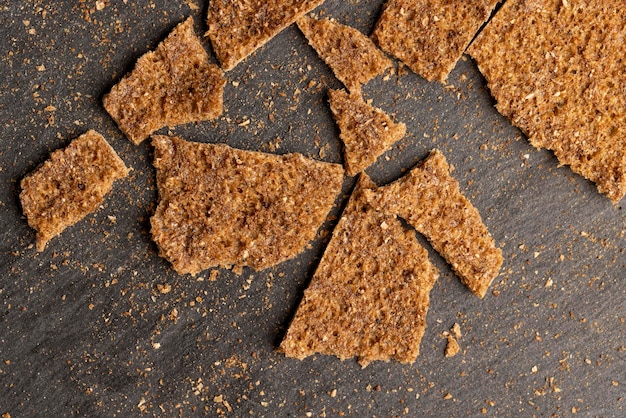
[150,135,344,276]
[364,150,502,298]
[280,174,439,367]
[297,15,392,93]
[20,130,128,251]
[372,0,499,82]
[103,17,225,144]
[207,0,325,71]
[328,88,406,176]
[468,0,626,203]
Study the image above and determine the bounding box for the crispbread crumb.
[445,335,460,357]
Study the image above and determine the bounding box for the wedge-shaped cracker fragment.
[365,150,502,298]
[329,89,406,176]
[468,0,626,203]
[281,174,439,367]
[103,17,225,144]
[297,15,392,93]
[151,135,344,275]
[20,130,128,251]
[372,0,499,82]
[207,0,325,71]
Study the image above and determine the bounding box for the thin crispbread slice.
[207,0,325,71]
[468,0,626,203]
[150,135,344,276]
[297,15,392,93]
[20,130,129,251]
[364,150,502,298]
[103,17,226,144]
[372,0,499,82]
[328,88,406,177]
[280,174,439,367]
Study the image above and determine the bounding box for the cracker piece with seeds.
[372,0,499,82]
[297,15,392,93]
[20,130,129,251]
[468,0,626,203]
[364,150,502,298]
[328,88,406,176]
[103,17,226,144]
[150,135,344,276]
[207,0,325,71]
[280,174,439,367]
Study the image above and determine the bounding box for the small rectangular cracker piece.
[207,0,325,71]
[372,0,499,82]
[281,174,439,367]
[103,17,226,144]
[364,150,502,298]
[150,135,344,276]
[20,130,128,251]
[468,0,626,203]
[297,15,392,93]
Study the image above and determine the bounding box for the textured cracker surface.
[297,15,392,93]
[150,135,344,276]
[207,0,325,71]
[328,88,406,176]
[468,0,626,203]
[19,130,128,251]
[281,174,439,367]
[103,17,225,144]
[365,150,502,298]
[372,0,499,82]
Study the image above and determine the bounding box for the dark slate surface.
[0,1,624,416]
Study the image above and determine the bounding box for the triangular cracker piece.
[297,15,392,93]
[364,150,502,298]
[468,0,626,203]
[281,174,439,367]
[328,88,406,176]
[20,130,128,251]
[150,135,344,275]
[207,0,325,71]
[372,0,499,82]
[103,17,226,144]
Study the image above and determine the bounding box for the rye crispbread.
[280,174,439,367]
[372,0,499,82]
[20,130,128,251]
[328,88,406,176]
[103,17,225,144]
[207,0,325,71]
[150,135,344,276]
[364,150,502,298]
[468,0,626,203]
[297,15,392,93]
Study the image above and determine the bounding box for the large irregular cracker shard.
[372,0,499,82]
[207,0,325,71]
[328,88,406,177]
[297,15,392,93]
[20,130,129,251]
[150,135,344,276]
[365,150,502,298]
[103,17,226,144]
[281,174,439,367]
[468,0,626,203]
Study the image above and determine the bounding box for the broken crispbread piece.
[372,0,499,82]
[364,150,502,298]
[468,0,626,203]
[207,0,325,71]
[280,174,439,367]
[328,88,406,176]
[20,130,129,251]
[150,135,344,276]
[297,15,392,93]
[103,17,225,144]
